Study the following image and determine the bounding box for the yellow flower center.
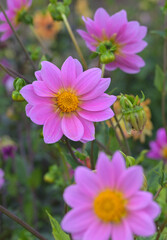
[93,189,127,223]
[162,146,167,159]
[56,90,79,113]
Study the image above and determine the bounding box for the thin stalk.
[109,119,125,152]
[0,63,16,78]
[95,139,113,156]
[153,186,163,200]
[0,205,47,240]
[156,218,167,240]
[162,15,167,130]
[114,115,131,155]
[90,140,95,169]
[101,64,105,77]
[0,4,36,71]
[65,138,83,166]
[61,13,87,70]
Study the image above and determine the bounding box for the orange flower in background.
[33,11,62,40]
[75,0,92,17]
[107,99,153,143]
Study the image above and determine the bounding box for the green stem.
[95,139,113,156]
[156,218,167,240]
[65,138,83,166]
[61,13,88,70]
[101,64,105,77]
[153,186,163,200]
[162,15,167,130]
[90,140,95,170]
[0,4,36,71]
[0,205,47,240]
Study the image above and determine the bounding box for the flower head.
[78,8,147,74]
[0,136,17,160]
[33,11,62,40]
[20,56,116,143]
[0,0,32,41]
[0,169,5,189]
[147,128,167,163]
[62,151,160,240]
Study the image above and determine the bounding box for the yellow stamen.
[56,90,79,113]
[93,189,127,223]
[162,146,167,159]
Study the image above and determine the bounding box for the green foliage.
[47,211,70,240]
[154,65,164,92]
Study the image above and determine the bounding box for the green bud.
[50,0,57,4]
[17,10,33,25]
[63,0,71,5]
[13,78,26,91]
[100,52,115,64]
[12,90,25,102]
[44,173,54,183]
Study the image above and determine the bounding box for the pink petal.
[134,26,147,41]
[43,113,63,143]
[77,116,95,141]
[82,16,102,39]
[29,103,54,125]
[25,104,32,117]
[78,108,114,122]
[144,202,161,219]
[0,24,9,32]
[1,31,13,41]
[77,30,97,51]
[74,59,83,76]
[94,8,110,32]
[112,220,133,240]
[127,211,156,236]
[20,84,51,105]
[122,40,147,54]
[80,78,111,100]
[80,94,116,111]
[74,68,101,95]
[127,191,153,211]
[111,151,126,186]
[117,21,140,44]
[156,128,167,147]
[61,207,95,233]
[117,166,143,197]
[32,81,54,97]
[75,167,101,196]
[107,10,127,38]
[96,152,115,188]
[63,185,92,208]
[84,221,111,240]
[35,70,43,81]
[61,114,84,141]
[41,61,62,92]
[61,56,77,88]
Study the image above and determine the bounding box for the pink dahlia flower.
[0,0,32,41]
[20,56,116,143]
[147,128,167,163]
[62,151,160,240]
[0,169,5,189]
[78,8,147,74]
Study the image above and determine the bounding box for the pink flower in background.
[0,0,32,41]
[1,59,14,93]
[0,169,5,189]
[147,128,167,163]
[20,56,116,144]
[78,8,147,74]
[62,151,160,240]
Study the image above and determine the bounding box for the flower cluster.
[62,152,160,240]
[0,0,32,41]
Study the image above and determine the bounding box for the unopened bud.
[100,52,115,64]
[12,90,25,102]
[13,78,26,91]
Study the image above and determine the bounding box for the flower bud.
[100,52,115,64]
[13,78,26,91]
[12,90,25,102]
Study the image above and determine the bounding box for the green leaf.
[154,65,164,92]
[151,30,166,38]
[47,211,70,240]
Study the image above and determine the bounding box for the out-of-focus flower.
[147,128,167,163]
[20,56,116,144]
[0,0,32,41]
[78,8,147,74]
[33,11,62,40]
[0,169,5,189]
[0,136,17,160]
[75,0,92,18]
[107,98,152,143]
[62,151,160,240]
[0,59,14,93]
